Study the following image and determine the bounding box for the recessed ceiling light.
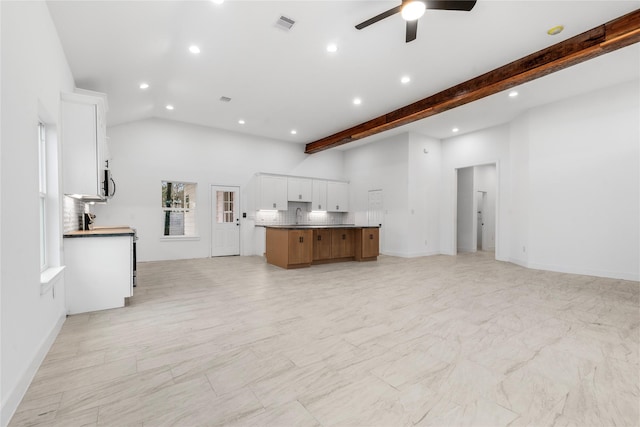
[452,127,459,133]
[238,119,245,125]
[290,130,297,135]
[547,25,564,36]
[509,90,519,98]
[401,76,411,84]
[211,0,224,4]
[353,98,362,105]
[139,82,149,90]
[165,105,174,111]
[326,43,338,53]
[401,1,426,21]
[189,45,201,54]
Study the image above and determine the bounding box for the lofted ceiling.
[47,1,640,150]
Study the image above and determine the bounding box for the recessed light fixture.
[547,25,564,36]
[509,90,519,98]
[238,119,245,125]
[290,130,297,135]
[139,82,149,90]
[211,0,224,4]
[189,45,201,54]
[165,105,174,111]
[401,76,411,84]
[326,43,338,53]
[401,1,426,21]
[452,127,459,133]
[353,98,362,105]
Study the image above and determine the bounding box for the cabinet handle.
[342,234,346,240]
[317,235,322,241]
[318,204,321,210]
[369,234,373,239]
[273,203,276,208]
[336,205,339,210]
[299,236,304,243]
[298,194,302,200]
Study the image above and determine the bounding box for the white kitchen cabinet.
[287,177,313,202]
[63,234,133,314]
[311,179,327,211]
[61,90,108,200]
[327,181,349,212]
[256,174,288,210]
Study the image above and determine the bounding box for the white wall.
[344,132,441,257]
[0,2,74,425]
[441,124,511,260]
[456,167,475,252]
[344,133,409,256]
[475,164,497,250]
[407,133,442,256]
[93,118,345,261]
[519,81,639,280]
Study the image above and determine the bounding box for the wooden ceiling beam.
[305,9,640,154]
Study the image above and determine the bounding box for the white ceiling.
[47,0,640,149]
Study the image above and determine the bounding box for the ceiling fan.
[355,0,478,43]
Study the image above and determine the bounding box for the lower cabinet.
[63,235,133,314]
[331,229,355,259]
[355,227,380,261]
[313,229,332,261]
[266,227,379,269]
[266,228,312,269]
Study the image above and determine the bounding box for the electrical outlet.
[522,246,526,253]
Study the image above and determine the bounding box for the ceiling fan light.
[401,1,426,21]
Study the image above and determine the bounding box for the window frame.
[38,121,47,271]
[160,180,198,239]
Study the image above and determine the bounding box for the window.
[38,121,47,271]
[216,191,235,223]
[161,181,197,236]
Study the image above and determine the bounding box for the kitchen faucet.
[295,207,302,224]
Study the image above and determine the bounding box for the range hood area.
[61,89,114,203]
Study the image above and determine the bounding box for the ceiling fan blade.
[355,5,403,30]
[406,20,418,42]
[425,0,477,11]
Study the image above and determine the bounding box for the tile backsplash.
[255,202,352,226]
[63,196,86,233]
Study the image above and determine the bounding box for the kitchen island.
[265,225,379,269]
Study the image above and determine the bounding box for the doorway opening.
[455,164,497,256]
[211,185,240,257]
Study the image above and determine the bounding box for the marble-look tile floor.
[10,253,639,426]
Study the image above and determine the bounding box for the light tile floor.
[9,253,639,426]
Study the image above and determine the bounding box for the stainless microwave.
[102,169,116,199]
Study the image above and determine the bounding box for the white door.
[211,185,240,257]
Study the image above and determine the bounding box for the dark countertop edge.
[259,225,380,229]
[64,231,135,238]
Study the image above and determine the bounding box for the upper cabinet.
[327,181,349,212]
[287,177,312,202]
[61,90,108,201]
[256,174,288,210]
[311,179,327,211]
[254,173,348,212]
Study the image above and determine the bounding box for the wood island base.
[265,226,379,269]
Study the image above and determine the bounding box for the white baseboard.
[381,250,441,258]
[526,262,639,282]
[1,314,66,427]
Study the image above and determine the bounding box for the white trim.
[159,235,200,242]
[381,250,441,258]
[1,314,66,427]
[40,265,65,295]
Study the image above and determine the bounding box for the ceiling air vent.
[219,96,232,102]
[275,15,295,31]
